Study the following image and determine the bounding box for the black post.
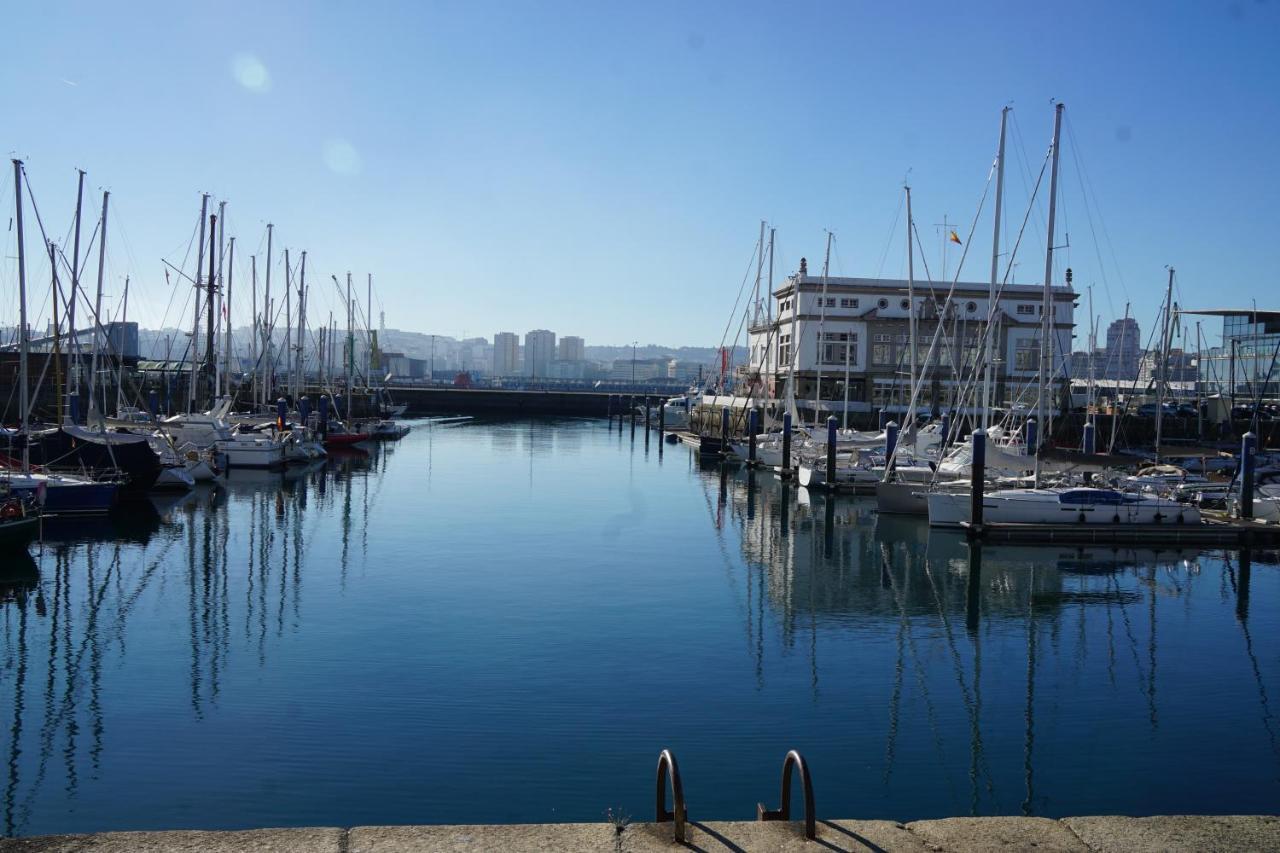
[720,407,730,455]
[628,395,635,423]
[826,416,837,490]
[1241,431,1256,519]
[658,398,666,434]
[748,408,758,465]
[970,428,987,535]
[782,411,792,477]
[645,396,651,428]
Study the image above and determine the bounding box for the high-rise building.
[524,329,556,378]
[558,335,585,362]
[1104,318,1141,380]
[493,332,519,376]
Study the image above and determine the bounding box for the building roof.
[1181,308,1280,320]
[776,274,1075,298]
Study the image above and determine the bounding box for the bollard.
[720,407,730,455]
[319,395,330,439]
[782,411,793,477]
[299,396,312,428]
[826,416,838,489]
[1025,417,1038,456]
[276,397,287,432]
[1082,420,1096,455]
[148,389,159,421]
[1241,431,1257,519]
[970,428,987,533]
[748,408,759,464]
[885,420,899,472]
[878,408,889,430]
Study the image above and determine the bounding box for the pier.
[4,814,1277,851]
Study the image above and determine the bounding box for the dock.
[4,814,1277,851]
[964,512,1280,545]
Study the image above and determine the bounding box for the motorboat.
[159,399,285,469]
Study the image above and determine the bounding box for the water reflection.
[1,424,1278,836]
[1,444,385,837]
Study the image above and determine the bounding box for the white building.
[524,329,556,378]
[558,335,585,362]
[493,332,519,376]
[747,264,1076,414]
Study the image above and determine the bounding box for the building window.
[825,297,837,308]
[839,297,859,309]
[818,332,858,366]
[872,344,892,365]
[967,301,977,313]
[1016,304,1035,316]
[878,298,889,309]
[900,298,910,310]
[1014,338,1040,371]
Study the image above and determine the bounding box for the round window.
[900,298,910,310]
[877,298,888,309]
[967,301,977,313]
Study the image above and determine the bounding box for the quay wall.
[3,814,1277,851]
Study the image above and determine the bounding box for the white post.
[984,107,1008,429]
[12,160,30,471]
[905,186,917,431]
[262,223,273,407]
[188,194,208,413]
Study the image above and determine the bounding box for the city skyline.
[4,3,1279,349]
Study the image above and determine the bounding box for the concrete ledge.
[3,816,1277,852]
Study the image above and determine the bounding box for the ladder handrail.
[756,749,816,840]
[654,748,688,843]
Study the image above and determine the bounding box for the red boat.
[323,431,370,447]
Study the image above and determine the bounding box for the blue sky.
[4,1,1279,349]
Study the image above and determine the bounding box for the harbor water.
[2,417,1278,837]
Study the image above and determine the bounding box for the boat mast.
[262,222,273,408]
[1034,102,1064,486]
[1155,267,1174,458]
[366,272,373,390]
[216,201,225,400]
[284,249,293,398]
[89,189,110,424]
[250,254,257,404]
[346,272,354,423]
[814,231,833,427]
[224,237,235,399]
[49,241,64,426]
[203,213,217,408]
[12,161,30,472]
[905,186,916,434]
[188,194,208,413]
[116,276,129,412]
[298,252,307,398]
[69,169,85,412]
[984,107,1009,430]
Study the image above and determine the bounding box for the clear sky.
[4,1,1279,350]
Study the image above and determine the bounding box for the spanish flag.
[949,230,962,245]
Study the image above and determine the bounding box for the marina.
[2,417,1279,838]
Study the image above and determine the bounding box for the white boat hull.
[928,488,1202,528]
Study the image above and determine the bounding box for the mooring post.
[644,396,651,427]
[148,389,159,422]
[720,407,730,455]
[782,411,792,477]
[606,394,613,421]
[299,396,311,428]
[970,428,987,534]
[658,398,666,433]
[319,395,330,439]
[1025,417,1038,456]
[878,408,889,430]
[1083,420,1096,454]
[627,395,635,423]
[275,397,287,432]
[826,416,838,490]
[1241,431,1257,520]
[748,408,759,465]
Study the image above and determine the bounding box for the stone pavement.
[3,815,1278,852]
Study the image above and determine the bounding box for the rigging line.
[716,233,764,359]
[1064,118,1118,321]
[1009,110,1049,268]
[875,191,906,279]
[1064,114,1130,306]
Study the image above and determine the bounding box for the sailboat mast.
[49,241,64,426]
[905,186,916,430]
[225,237,235,399]
[298,252,307,397]
[89,189,110,422]
[284,249,293,398]
[69,169,85,408]
[1034,102,1064,485]
[116,276,129,411]
[1155,267,1175,457]
[188,194,208,413]
[12,161,30,472]
[984,107,1009,430]
[250,254,258,405]
[366,272,373,389]
[346,272,354,423]
[262,223,273,407]
[204,214,218,407]
[814,232,832,427]
[216,202,226,399]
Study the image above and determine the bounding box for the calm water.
[2,417,1279,836]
